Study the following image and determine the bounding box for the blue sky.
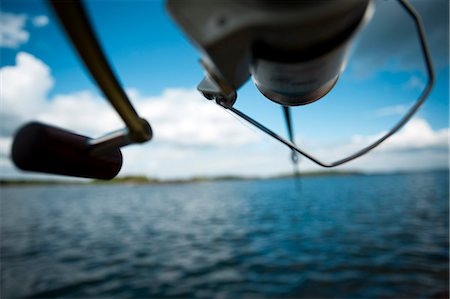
[1,0,448,179]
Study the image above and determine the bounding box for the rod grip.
[12,122,122,180]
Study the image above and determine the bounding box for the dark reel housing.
[167,0,373,106]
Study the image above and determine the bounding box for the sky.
[0,0,449,180]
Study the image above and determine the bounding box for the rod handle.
[12,122,123,180]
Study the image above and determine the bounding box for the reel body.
[167,0,372,106]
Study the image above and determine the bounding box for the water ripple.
[1,171,448,298]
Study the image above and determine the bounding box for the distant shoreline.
[1,169,448,187]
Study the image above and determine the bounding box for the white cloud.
[32,15,49,27]
[0,137,13,174]
[0,52,263,178]
[0,137,12,158]
[0,52,447,179]
[300,117,449,172]
[134,89,260,147]
[0,12,29,48]
[1,52,259,147]
[373,104,409,117]
[0,52,54,136]
[404,76,425,91]
[36,91,122,137]
[350,118,449,152]
[31,88,260,147]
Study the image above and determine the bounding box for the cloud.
[0,12,29,48]
[33,88,260,147]
[0,52,260,177]
[135,89,260,147]
[0,52,54,136]
[0,137,12,158]
[373,104,409,117]
[404,76,425,91]
[272,115,448,173]
[36,91,122,138]
[1,52,259,147]
[302,117,449,171]
[0,52,447,179]
[351,118,449,153]
[32,15,49,27]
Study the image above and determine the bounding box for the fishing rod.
[11,0,434,179]
[282,106,300,177]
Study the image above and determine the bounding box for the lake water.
[1,171,448,298]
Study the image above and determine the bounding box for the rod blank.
[49,0,152,143]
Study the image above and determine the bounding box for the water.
[1,171,448,298]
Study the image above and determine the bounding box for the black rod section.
[283,106,295,142]
[282,106,300,176]
[49,0,151,143]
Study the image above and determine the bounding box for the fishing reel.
[168,1,372,107]
[11,0,434,179]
